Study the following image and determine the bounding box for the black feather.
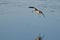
[28,7,38,11]
[28,7,35,8]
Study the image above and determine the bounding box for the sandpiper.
[28,7,45,18]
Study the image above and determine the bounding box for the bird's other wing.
[41,12,46,18]
[39,10,46,18]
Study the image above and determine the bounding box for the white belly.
[33,10,42,15]
[35,11,42,15]
[35,11,40,14]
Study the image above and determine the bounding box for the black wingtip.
[42,13,46,18]
[28,7,35,8]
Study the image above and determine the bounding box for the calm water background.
[0,0,60,40]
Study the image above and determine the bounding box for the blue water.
[0,0,60,40]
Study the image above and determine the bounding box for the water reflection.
[35,33,45,40]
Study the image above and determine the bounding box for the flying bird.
[28,7,45,18]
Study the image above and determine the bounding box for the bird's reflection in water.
[35,33,45,40]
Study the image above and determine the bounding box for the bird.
[28,6,45,18]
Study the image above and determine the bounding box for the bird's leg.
[32,11,33,13]
[32,10,34,13]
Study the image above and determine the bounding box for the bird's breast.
[35,11,40,14]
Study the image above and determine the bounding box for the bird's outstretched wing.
[39,10,46,18]
[28,6,38,10]
[28,6,35,8]
[41,12,46,18]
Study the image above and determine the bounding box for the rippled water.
[0,0,60,40]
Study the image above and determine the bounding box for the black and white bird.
[28,7,45,18]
